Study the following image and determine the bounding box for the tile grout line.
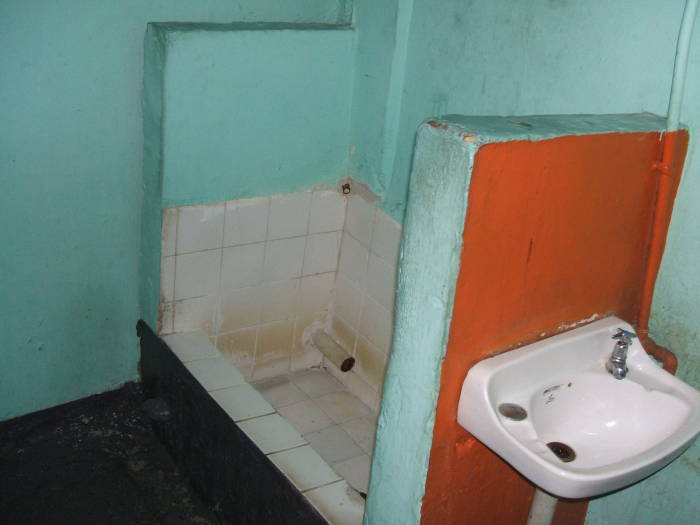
[171,207,180,333]
[250,196,272,378]
[213,201,229,349]
[175,232,323,257]
[300,478,347,495]
[324,219,345,336]
[330,191,353,339]
[262,441,309,457]
[291,191,315,373]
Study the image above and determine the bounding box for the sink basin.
[457,316,700,498]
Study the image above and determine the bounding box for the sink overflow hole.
[547,442,576,463]
[498,403,528,421]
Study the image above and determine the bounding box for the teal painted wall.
[346,1,700,522]
[0,0,350,421]
[346,0,400,198]
[4,0,699,519]
[162,26,355,207]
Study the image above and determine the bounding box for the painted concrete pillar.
[366,114,688,525]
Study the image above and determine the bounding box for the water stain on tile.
[257,320,294,364]
[217,327,257,369]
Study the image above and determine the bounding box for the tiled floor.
[252,369,377,495]
[164,331,377,525]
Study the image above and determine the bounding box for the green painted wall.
[0,0,350,421]
[162,26,355,207]
[347,0,700,522]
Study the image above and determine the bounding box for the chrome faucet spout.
[607,328,637,379]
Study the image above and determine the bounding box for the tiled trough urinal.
[154,184,401,523]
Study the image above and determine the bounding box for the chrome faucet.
[607,328,637,379]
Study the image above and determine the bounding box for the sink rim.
[524,370,693,469]
[457,316,700,498]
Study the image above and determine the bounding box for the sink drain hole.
[498,403,528,421]
[547,442,576,463]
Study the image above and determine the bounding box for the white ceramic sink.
[457,316,700,499]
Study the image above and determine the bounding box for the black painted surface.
[0,383,220,525]
[137,320,328,525]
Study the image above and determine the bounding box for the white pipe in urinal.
[526,489,558,525]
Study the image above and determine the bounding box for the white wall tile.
[221,243,265,289]
[224,197,268,246]
[174,249,221,300]
[210,384,275,421]
[251,359,294,381]
[303,425,364,464]
[309,190,346,234]
[315,391,371,424]
[303,231,340,276]
[185,356,246,391]
[160,256,175,303]
[341,372,379,416]
[161,191,400,396]
[161,207,177,257]
[305,481,365,525]
[256,319,294,364]
[354,335,389,390]
[217,327,257,372]
[177,203,225,254]
[277,399,334,434]
[299,273,334,317]
[358,295,392,353]
[334,276,363,327]
[341,417,377,456]
[289,369,345,398]
[237,414,306,454]
[268,445,341,492]
[330,316,357,355]
[332,454,371,494]
[371,211,402,267]
[268,191,311,240]
[345,194,376,246]
[219,286,262,333]
[291,325,325,371]
[163,330,220,363]
[263,237,305,282]
[252,375,309,408]
[159,302,174,335]
[260,280,299,323]
[337,233,369,287]
[173,295,217,335]
[366,254,396,310]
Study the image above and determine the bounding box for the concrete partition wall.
[162,25,355,207]
[140,23,355,328]
[367,114,688,524]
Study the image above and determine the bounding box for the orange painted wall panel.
[421,131,688,525]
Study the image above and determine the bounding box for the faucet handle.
[612,328,637,341]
